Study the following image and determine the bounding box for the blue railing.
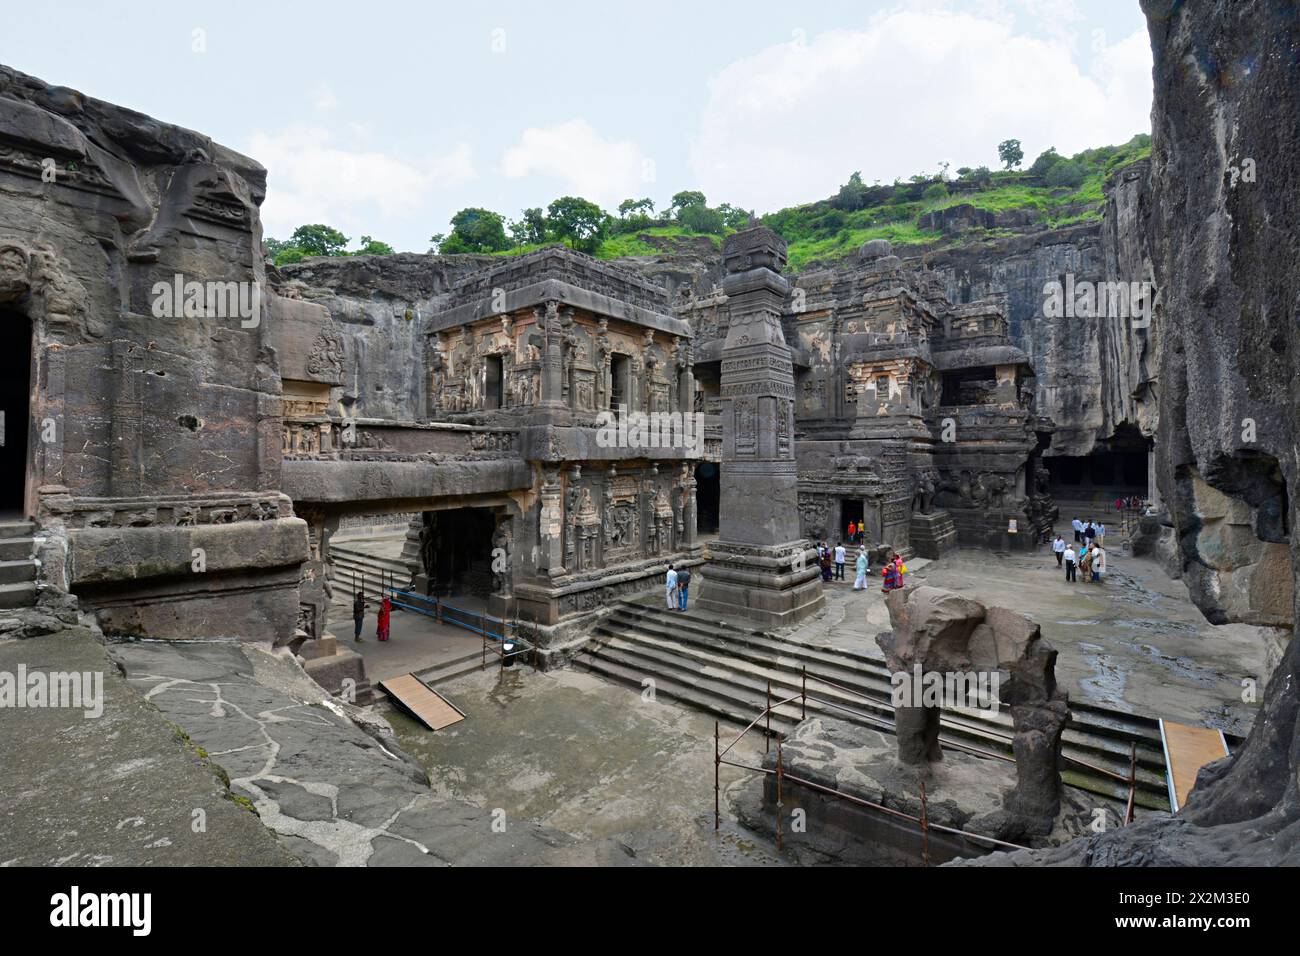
[384,586,532,665]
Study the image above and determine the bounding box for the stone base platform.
[908,509,959,559]
[731,717,1116,866]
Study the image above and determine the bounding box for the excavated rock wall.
[964,0,1300,867]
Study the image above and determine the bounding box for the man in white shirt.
[665,564,678,609]
[834,542,847,581]
[1063,544,1077,582]
[1071,517,1083,543]
[1092,546,1106,582]
[1096,522,1106,546]
[1052,534,1066,566]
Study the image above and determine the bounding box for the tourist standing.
[1052,534,1065,566]
[834,542,847,580]
[847,519,856,542]
[665,564,678,610]
[1092,546,1106,583]
[1063,544,1077,582]
[677,566,692,610]
[1072,516,1083,543]
[376,594,392,642]
[1084,520,1097,546]
[820,547,833,582]
[853,549,870,590]
[353,591,368,643]
[1096,521,1106,547]
[1079,545,1094,583]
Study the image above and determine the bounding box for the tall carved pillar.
[696,228,823,628]
[539,466,564,577]
[540,300,565,409]
[675,336,694,413]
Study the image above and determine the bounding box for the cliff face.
[276,253,494,422]
[965,0,1300,867]
[916,171,1157,458]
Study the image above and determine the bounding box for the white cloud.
[500,119,653,209]
[689,9,1152,214]
[249,126,475,243]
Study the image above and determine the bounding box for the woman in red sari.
[377,595,392,642]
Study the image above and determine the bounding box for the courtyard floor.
[784,546,1273,736]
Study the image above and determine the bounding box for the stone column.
[696,227,823,628]
[539,300,565,409]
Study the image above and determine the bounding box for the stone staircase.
[0,520,39,609]
[578,599,1175,810]
[328,537,411,607]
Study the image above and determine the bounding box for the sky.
[2,0,1153,252]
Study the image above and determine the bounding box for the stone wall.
[0,64,306,641]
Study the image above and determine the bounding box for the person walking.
[1063,544,1077,582]
[1096,521,1106,547]
[1072,516,1083,543]
[677,566,692,610]
[834,542,847,581]
[665,564,678,610]
[376,594,392,642]
[1084,520,1097,545]
[1092,545,1106,583]
[352,591,368,643]
[1052,534,1065,566]
[853,549,870,590]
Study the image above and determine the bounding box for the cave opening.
[0,308,32,518]
[1044,424,1150,504]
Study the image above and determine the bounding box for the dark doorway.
[485,356,504,409]
[695,462,719,533]
[0,309,32,517]
[1044,425,1149,500]
[610,354,630,411]
[840,499,864,542]
[418,507,497,597]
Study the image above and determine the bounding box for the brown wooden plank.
[380,674,465,731]
[1160,719,1229,812]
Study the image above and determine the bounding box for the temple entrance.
[840,498,864,541]
[418,507,498,598]
[0,309,32,517]
[695,462,719,533]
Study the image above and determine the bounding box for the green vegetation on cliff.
[268,135,1150,272]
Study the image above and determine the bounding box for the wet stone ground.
[387,665,785,866]
[783,547,1276,736]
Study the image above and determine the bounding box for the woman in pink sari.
[377,596,392,642]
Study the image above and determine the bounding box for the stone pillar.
[539,300,565,409]
[696,227,824,628]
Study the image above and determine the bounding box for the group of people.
[1051,517,1107,584]
[352,591,392,642]
[664,564,693,611]
[1115,495,1144,511]
[844,521,866,545]
[815,541,907,593]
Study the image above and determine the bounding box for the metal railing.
[387,587,536,670]
[714,668,1140,862]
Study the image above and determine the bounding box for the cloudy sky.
[4,0,1152,252]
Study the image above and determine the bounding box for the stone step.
[613,601,1166,749]
[0,520,35,536]
[0,580,37,609]
[0,559,37,585]
[592,606,1170,807]
[0,536,36,562]
[577,647,801,738]
[414,648,498,687]
[595,622,1167,792]
[608,603,1165,755]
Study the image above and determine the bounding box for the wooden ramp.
[1159,719,1230,812]
[379,673,465,731]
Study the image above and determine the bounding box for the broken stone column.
[696,227,823,628]
[878,585,1069,837]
